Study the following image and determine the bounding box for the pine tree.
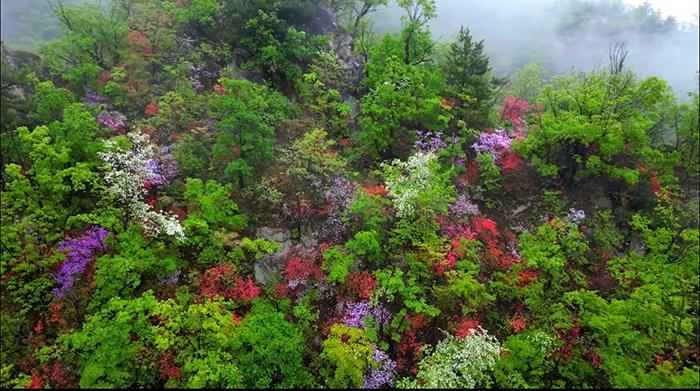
[441,26,503,129]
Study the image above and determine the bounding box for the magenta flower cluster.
[471,129,512,160]
[363,347,397,388]
[97,111,126,131]
[52,226,108,298]
[342,301,391,328]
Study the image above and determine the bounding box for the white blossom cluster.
[382,151,437,218]
[525,330,556,355]
[98,130,185,241]
[397,326,502,389]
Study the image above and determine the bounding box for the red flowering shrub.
[214,84,226,95]
[397,329,422,375]
[510,317,527,333]
[516,270,539,287]
[158,350,181,381]
[127,30,152,55]
[98,70,112,86]
[144,100,158,116]
[199,263,260,303]
[454,318,481,338]
[498,149,525,171]
[364,185,388,197]
[25,372,42,389]
[346,270,377,300]
[285,256,324,281]
[471,216,499,240]
[437,227,477,273]
[232,276,261,301]
[500,96,530,130]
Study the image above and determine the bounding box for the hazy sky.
[623,0,699,24]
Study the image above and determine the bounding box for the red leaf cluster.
[510,317,527,333]
[500,96,530,130]
[346,270,377,300]
[516,270,538,287]
[127,30,152,55]
[454,318,480,338]
[397,329,422,375]
[214,84,226,95]
[285,256,324,281]
[363,185,388,197]
[498,149,525,171]
[199,263,260,302]
[144,100,158,116]
[25,375,42,389]
[158,350,181,381]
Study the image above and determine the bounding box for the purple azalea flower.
[342,302,391,328]
[449,194,480,217]
[52,226,108,298]
[471,129,512,160]
[363,347,397,388]
[97,111,126,131]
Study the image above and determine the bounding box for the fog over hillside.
[369,0,699,98]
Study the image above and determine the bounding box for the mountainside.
[1,0,698,389]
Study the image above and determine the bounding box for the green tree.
[230,299,316,388]
[440,26,504,129]
[210,77,295,188]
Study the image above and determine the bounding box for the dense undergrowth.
[1,0,698,389]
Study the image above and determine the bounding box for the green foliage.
[346,230,382,265]
[475,151,502,194]
[344,190,392,234]
[211,77,295,187]
[318,324,375,388]
[230,299,315,388]
[358,35,449,160]
[375,268,439,317]
[440,26,503,129]
[153,297,243,388]
[322,246,356,283]
[91,227,180,310]
[516,70,676,187]
[494,330,557,388]
[40,2,128,88]
[59,291,160,388]
[239,7,327,89]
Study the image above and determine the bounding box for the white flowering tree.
[381,151,455,219]
[397,327,503,388]
[98,130,185,241]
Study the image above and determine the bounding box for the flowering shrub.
[500,96,530,130]
[98,130,185,241]
[342,301,391,329]
[414,130,457,153]
[198,263,260,303]
[363,347,397,388]
[382,151,455,219]
[97,111,126,131]
[448,194,480,218]
[471,129,512,160]
[397,327,502,388]
[285,256,324,286]
[346,271,377,300]
[52,226,108,298]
